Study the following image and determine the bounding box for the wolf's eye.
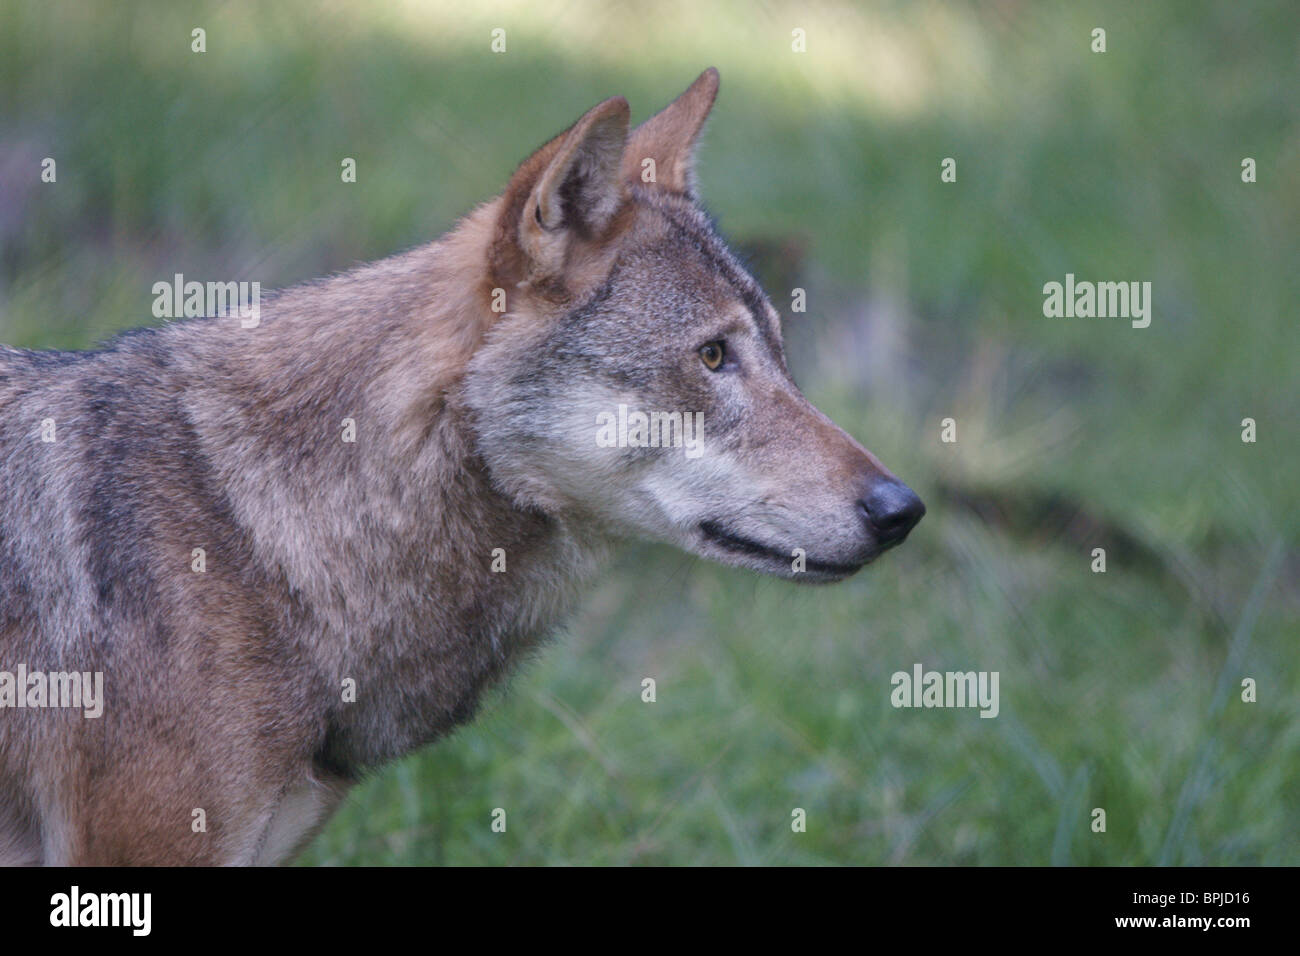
[699,341,725,371]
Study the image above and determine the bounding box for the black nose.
[859,480,925,546]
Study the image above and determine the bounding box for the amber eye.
[699,341,725,371]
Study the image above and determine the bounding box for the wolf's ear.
[621,68,719,196]
[492,96,631,288]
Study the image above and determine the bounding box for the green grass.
[1,0,1296,864]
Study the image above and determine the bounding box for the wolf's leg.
[243,774,349,866]
[0,813,42,866]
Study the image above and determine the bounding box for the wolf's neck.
[185,201,603,769]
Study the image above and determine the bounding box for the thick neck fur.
[172,200,607,773]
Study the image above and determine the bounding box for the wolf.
[0,69,923,865]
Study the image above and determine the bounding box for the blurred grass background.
[1,0,1296,864]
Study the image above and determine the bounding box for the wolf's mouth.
[698,520,865,577]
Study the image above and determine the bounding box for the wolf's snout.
[859,479,925,547]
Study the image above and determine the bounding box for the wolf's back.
[1,337,182,651]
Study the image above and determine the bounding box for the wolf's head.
[464,69,923,583]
